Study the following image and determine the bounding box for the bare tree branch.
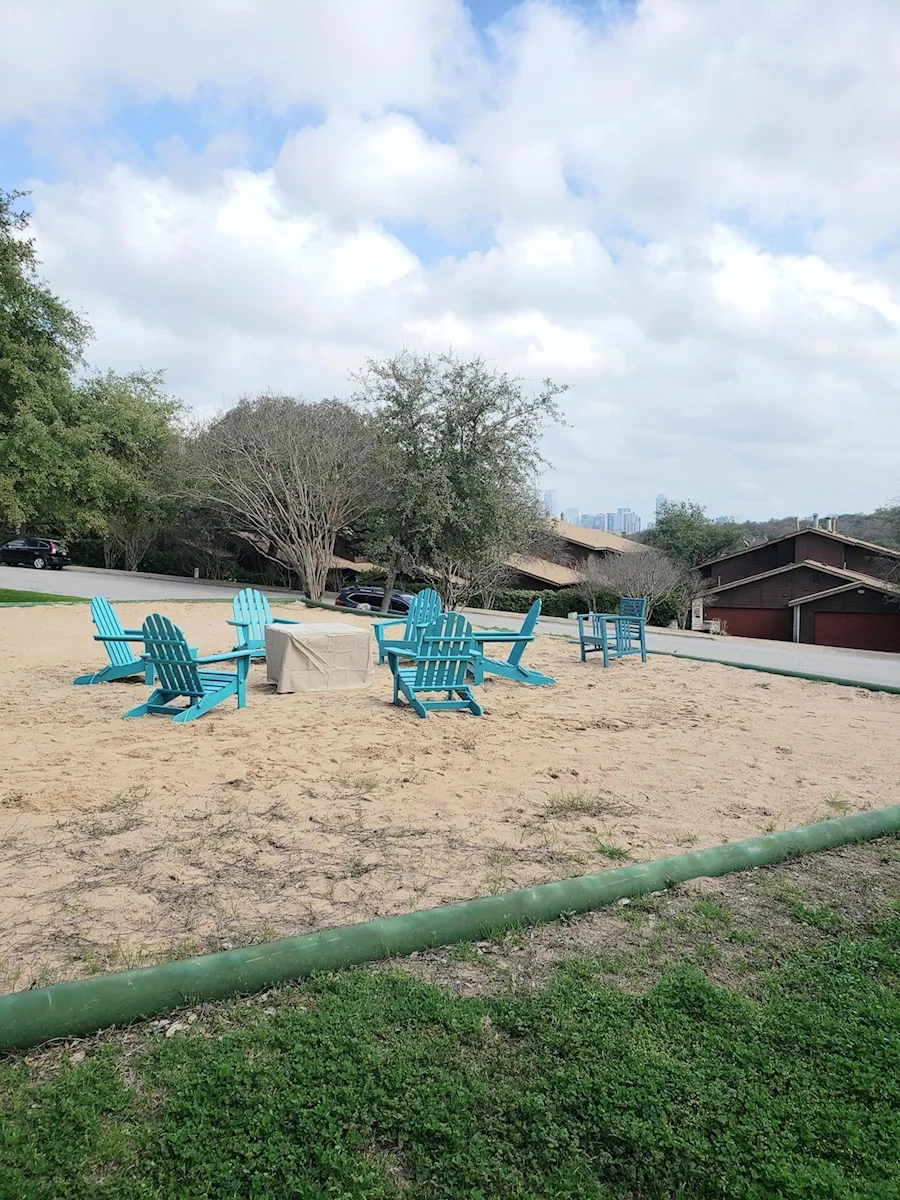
[191,395,380,599]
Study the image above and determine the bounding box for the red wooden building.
[697,528,900,652]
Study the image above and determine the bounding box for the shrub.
[480,586,619,618]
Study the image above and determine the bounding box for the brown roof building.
[502,519,641,589]
[697,528,900,651]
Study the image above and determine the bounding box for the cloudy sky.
[3,0,899,523]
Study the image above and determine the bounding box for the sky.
[2,0,900,523]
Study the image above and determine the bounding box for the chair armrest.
[195,648,257,664]
[226,619,250,628]
[94,633,144,642]
[272,617,300,625]
[472,632,534,645]
[122,627,145,636]
[374,619,406,634]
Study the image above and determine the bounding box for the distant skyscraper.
[564,505,580,525]
[579,513,595,527]
[593,514,607,531]
[543,489,558,517]
[655,494,667,517]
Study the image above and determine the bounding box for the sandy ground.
[1,601,898,992]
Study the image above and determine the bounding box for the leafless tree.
[192,395,381,599]
[579,547,690,620]
[102,516,158,572]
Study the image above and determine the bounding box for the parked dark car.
[334,585,414,616]
[0,537,71,570]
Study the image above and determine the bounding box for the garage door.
[813,612,900,653]
[705,607,792,641]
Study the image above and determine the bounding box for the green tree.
[355,350,565,608]
[68,370,184,565]
[0,189,92,528]
[643,501,746,568]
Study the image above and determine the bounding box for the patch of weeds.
[726,928,758,946]
[693,900,733,927]
[590,840,631,861]
[787,903,843,932]
[541,789,613,820]
[823,791,850,813]
[595,952,629,974]
[488,923,527,950]
[695,943,723,964]
[449,941,479,965]
[675,831,698,847]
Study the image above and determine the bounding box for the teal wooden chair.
[74,596,153,686]
[124,614,254,723]
[227,587,300,656]
[387,611,482,719]
[374,587,443,665]
[470,599,555,686]
[578,597,648,668]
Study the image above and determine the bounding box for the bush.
[481,586,619,618]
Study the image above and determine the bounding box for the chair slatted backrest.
[92,597,133,667]
[233,588,273,646]
[143,614,204,698]
[403,587,442,637]
[414,612,475,690]
[619,597,648,621]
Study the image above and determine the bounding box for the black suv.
[335,585,414,615]
[0,537,71,570]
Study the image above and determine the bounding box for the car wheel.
[32,556,46,569]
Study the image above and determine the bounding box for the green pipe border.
[2,805,899,1053]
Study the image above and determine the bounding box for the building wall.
[701,530,894,587]
[706,565,839,609]
[797,588,900,642]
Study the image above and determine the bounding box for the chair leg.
[123,701,152,719]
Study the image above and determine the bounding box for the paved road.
[463,609,900,689]
[3,566,898,687]
[0,565,279,602]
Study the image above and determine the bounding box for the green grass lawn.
[2,914,899,1199]
[0,588,87,603]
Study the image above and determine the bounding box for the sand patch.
[1,601,898,990]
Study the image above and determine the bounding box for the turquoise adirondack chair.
[227,587,300,656]
[74,596,153,686]
[374,587,443,665]
[124,614,254,723]
[578,597,648,668]
[388,611,483,719]
[470,599,555,686]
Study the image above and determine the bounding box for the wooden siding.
[701,529,892,587]
[706,565,841,609]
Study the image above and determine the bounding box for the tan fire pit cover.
[265,622,375,694]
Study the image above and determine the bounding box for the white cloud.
[0,0,476,121]
[7,0,900,517]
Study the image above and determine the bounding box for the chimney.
[812,513,819,529]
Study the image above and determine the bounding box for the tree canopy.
[354,350,565,607]
[642,501,746,568]
[0,190,181,539]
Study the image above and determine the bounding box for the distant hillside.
[742,509,900,549]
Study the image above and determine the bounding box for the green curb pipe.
[3,805,899,1053]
